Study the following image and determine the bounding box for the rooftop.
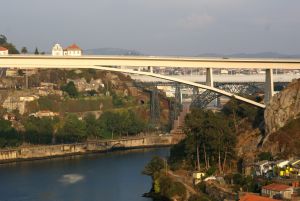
[240,194,277,201]
[262,183,292,191]
[0,46,8,51]
[65,44,81,51]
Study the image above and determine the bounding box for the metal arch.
[190,83,264,109]
[2,63,265,108]
[190,90,220,109]
[90,66,265,108]
[215,83,264,95]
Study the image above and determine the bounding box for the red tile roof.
[262,183,292,191]
[240,194,277,201]
[65,44,81,50]
[0,46,8,51]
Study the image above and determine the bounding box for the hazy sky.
[1,0,300,55]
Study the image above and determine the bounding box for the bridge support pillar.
[264,69,274,104]
[206,68,213,87]
[150,89,160,124]
[148,66,153,73]
[175,85,182,104]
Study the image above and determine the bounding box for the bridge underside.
[0,65,267,108]
[3,55,297,108]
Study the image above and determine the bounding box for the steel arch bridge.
[190,84,262,109]
[0,64,266,108]
[83,66,266,108]
[7,55,300,108]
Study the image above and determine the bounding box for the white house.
[255,160,272,176]
[51,43,82,56]
[52,44,64,56]
[0,46,8,55]
[64,44,82,56]
[276,160,290,168]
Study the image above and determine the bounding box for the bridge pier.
[175,84,183,104]
[264,69,274,104]
[206,68,214,87]
[150,89,160,124]
[148,66,153,73]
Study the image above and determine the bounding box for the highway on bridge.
[1,55,300,69]
[1,55,300,108]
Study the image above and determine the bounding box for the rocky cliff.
[265,78,300,134]
[263,78,300,157]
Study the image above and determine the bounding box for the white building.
[51,43,82,56]
[0,46,8,55]
[52,44,64,56]
[64,44,82,56]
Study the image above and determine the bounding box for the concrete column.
[206,68,213,87]
[179,91,183,104]
[148,66,153,73]
[264,69,274,104]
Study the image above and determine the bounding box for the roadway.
[1,55,300,69]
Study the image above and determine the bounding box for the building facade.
[262,183,294,200]
[0,46,8,55]
[52,43,82,56]
[52,44,64,56]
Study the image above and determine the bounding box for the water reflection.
[0,148,169,201]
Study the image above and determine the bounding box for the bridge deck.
[1,55,300,69]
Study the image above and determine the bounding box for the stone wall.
[0,135,173,162]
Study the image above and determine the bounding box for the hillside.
[262,78,300,157]
[265,78,300,134]
[262,117,300,157]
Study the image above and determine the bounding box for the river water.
[0,148,170,201]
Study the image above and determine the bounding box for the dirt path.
[167,170,199,199]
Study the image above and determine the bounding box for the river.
[0,148,170,201]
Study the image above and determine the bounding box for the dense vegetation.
[0,110,146,148]
[0,34,19,54]
[169,97,264,174]
[169,109,236,174]
[143,156,187,201]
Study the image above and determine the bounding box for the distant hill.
[84,48,143,56]
[197,52,300,59]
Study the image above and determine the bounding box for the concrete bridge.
[1,55,300,108]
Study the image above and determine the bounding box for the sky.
[1,0,300,56]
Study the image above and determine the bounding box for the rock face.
[264,78,300,134]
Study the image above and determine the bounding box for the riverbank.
[0,135,173,164]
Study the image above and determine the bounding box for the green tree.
[0,119,21,148]
[57,114,86,143]
[159,176,187,200]
[61,81,78,98]
[0,34,7,44]
[142,156,165,178]
[0,34,19,54]
[98,111,122,139]
[34,47,39,55]
[258,152,273,161]
[23,117,55,144]
[112,94,124,107]
[177,109,236,173]
[21,47,28,54]
[84,113,101,138]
